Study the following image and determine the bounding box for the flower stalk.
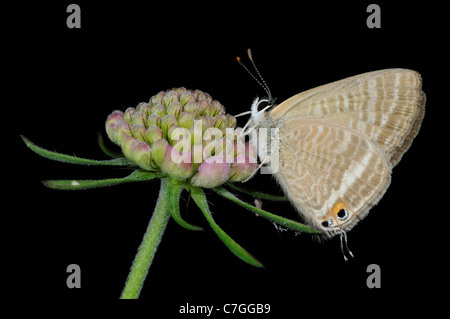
[121,178,171,299]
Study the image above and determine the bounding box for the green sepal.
[97,133,123,158]
[189,186,263,268]
[213,186,321,234]
[167,179,203,231]
[226,182,288,201]
[21,135,134,166]
[42,170,163,190]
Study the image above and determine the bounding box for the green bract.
[22,87,320,299]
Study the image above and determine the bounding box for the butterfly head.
[250,97,274,127]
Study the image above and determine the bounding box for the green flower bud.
[146,125,164,145]
[140,104,154,118]
[211,100,225,116]
[151,104,166,117]
[151,138,169,167]
[166,101,182,118]
[183,101,201,116]
[214,114,228,129]
[160,115,178,138]
[180,91,196,106]
[124,107,136,123]
[196,116,215,132]
[162,90,178,108]
[178,111,196,129]
[194,89,212,103]
[131,124,147,142]
[150,91,164,105]
[197,100,209,115]
[131,111,146,127]
[146,114,161,127]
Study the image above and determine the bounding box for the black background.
[5,0,450,303]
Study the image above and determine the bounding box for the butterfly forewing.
[269,69,425,166]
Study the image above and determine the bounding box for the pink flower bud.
[191,156,231,188]
[120,134,153,171]
[160,145,194,180]
[114,121,132,146]
[228,156,258,182]
[105,110,124,143]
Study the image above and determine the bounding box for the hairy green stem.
[120,178,170,299]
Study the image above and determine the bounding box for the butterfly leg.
[241,153,273,183]
[339,231,354,261]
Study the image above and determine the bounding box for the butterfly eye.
[321,220,332,227]
[257,99,271,112]
[337,208,348,221]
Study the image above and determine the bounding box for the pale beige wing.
[274,118,391,237]
[269,69,425,166]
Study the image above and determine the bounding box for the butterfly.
[238,51,425,257]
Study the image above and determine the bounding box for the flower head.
[105,88,257,187]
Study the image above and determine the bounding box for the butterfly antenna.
[247,48,272,101]
[236,49,272,101]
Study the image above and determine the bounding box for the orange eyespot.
[332,201,349,221]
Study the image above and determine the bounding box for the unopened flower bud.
[124,107,136,123]
[178,111,196,129]
[191,156,231,188]
[114,121,132,145]
[151,104,166,117]
[131,124,147,142]
[180,91,196,106]
[214,114,228,129]
[131,111,146,127]
[197,100,209,115]
[105,110,124,143]
[151,138,169,167]
[162,90,179,108]
[161,115,178,138]
[146,125,164,145]
[183,101,201,116]
[167,101,182,118]
[146,114,161,127]
[150,91,164,105]
[225,115,237,129]
[228,156,258,182]
[161,145,194,180]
